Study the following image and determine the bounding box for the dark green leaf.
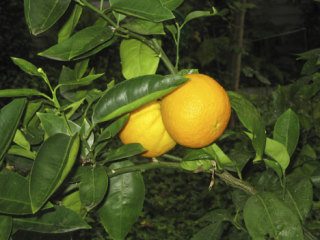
[120,39,160,79]
[92,74,187,123]
[79,165,108,211]
[37,113,80,137]
[23,101,42,129]
[160,0,184,10]
[273,109,300,156]
[98,161,145,240]
[24,0,71,35]
[100,143,145,164]
[57,73,104,87]
[39,25,114,61]
[110,0,174,22]
[0,171,32,215]
[13,206,90,233]
[73,36,117,61]
[182,8,217,27]
[29,134,80,213]
[282,172,313,221]
[58,4,83,43]
[0,99,26,164]
[191,223,223,240]
[0,215,12,240]
[0,89,47,98]
[243,192,304,240]
[229,91,266,161]
[122,19,165,35]
[96,114,129,143]
[11,57,40,76]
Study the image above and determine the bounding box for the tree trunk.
[230,0,247,91]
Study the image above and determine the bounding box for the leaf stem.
[106,161,182,177]
[79,0,177,75]
[215,171,257,195]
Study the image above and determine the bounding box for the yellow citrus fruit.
[119,101,176,158]
[161,73,231,148]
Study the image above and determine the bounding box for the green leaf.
[100,143,145,164]
[191,223,223,240]
[182,8,217,28]
[281,172,313,222]
[23,100,42,128]
[265,138,290,173]
[57,73,104,88]
[37,113,80,137]
[96,114,129,143]
[0,89,47,98]
[0,215,12,240]
[13,129,30,150]
[160,0,184,10]
[180,160,212,172]
[120,39,160,80]
[8,145,36,160]
[11,57,40,76]
[79,165,108,211]
[29,134,80,213]
[98,161,145,240]
[273,109,300,156]
[0,171,32,215]
[13,206,90,233]
[39,25,114,61]
[204,143,235,170]
[122,19,164,35]
[110,0,174,22]
[58,4,83,43]
[243,192,304,240]
[92,74,187,124]
[246,133,290,173]
[24,0,71,35]
[0,99,26,164]
[61,191,82,214]
[228,91,266,161]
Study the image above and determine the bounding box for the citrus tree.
[0,0,319,239]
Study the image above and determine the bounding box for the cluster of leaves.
[0,0,319,240]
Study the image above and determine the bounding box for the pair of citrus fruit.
[119,74,231,157]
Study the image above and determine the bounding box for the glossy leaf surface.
[39,25,114,61]
[79,165,109,211]
[0,99,26,164]
[0,215,12,240]
[98,161,145,240]
[24,0,71,35]
[29,134,80,213]
[92,74,186,123]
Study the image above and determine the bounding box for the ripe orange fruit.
[161,74,231,148]
[119,101,176,158]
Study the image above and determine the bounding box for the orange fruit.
[161,73,231,148]
[119,101,176,158]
